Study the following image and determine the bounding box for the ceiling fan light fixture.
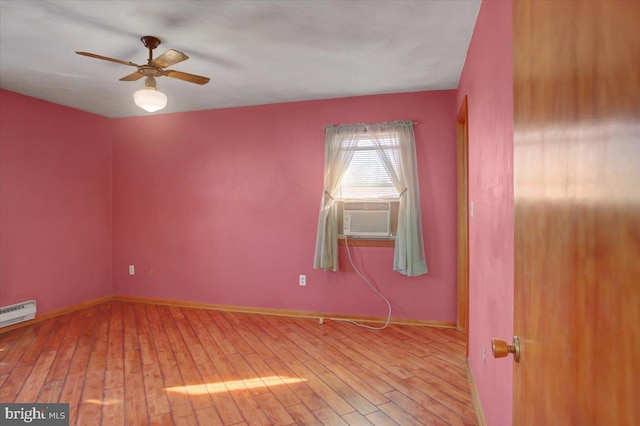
[76,36,209,113]
[133,87,167,112]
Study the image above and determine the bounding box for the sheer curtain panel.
[313,125,365,271]
[369,121,427,276]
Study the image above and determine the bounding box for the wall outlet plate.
[299,275,306,286]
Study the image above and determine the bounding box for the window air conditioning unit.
[343,201,391,237]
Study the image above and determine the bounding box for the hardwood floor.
[0,301,477,425]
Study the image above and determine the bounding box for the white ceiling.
[0,0,480,118]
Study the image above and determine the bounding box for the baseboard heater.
[0,300,37,328]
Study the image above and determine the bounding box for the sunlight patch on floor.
[165,375,306,395]
[84,399,122,406]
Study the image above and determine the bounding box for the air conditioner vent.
[343,200,391,237]
[0,300,37,328]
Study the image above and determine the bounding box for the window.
[337,133,400,199]
[313,121,428,276]
[335,132,401,238]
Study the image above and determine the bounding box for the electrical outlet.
[299,275,306,286]
[129,265,135,275]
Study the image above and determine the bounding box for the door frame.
[456,95,470,349]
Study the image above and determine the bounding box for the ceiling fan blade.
[152,49,189,68]
[119,71,144,81]
[164,70,210,85]
[76,51,138,67]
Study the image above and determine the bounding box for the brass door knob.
[491,336,520,362]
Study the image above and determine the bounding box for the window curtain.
[313,121,428,276]
[368,121,428,276]
[313,124,365,271]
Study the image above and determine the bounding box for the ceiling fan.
[76,36,210,112]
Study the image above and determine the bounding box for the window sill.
[338,236,395,247]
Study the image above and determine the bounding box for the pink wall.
[112,91,459,322]
[457,1,514,425]
[0,90,113,315]
[1,88,458,323]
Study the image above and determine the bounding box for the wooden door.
[513,1,640,425]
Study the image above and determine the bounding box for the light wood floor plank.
[405,376,477,423]
[412,367,475,408]
[342,410,376,426]
[313,406,350,426]
[287,402,323,425]
[325,362,390,406]
[37,378,64,403]
[305,359,378,416]
[195,406,225,426]
[171,402,198,426]
[377,401,424,426]
[15,349,56,401]
[142,363,172,418]
[380,373,472,426]
[58,376,84,421]
[287,359,355,415]
[228,388,271,426]
[418,355,472,390]
[365,409,400,426]
[243,352,302,408]
[384,390,449,426]
[264,357,328,412]
[253,391,296,425]
[102,386,124,425]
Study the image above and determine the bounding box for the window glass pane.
[338,139,399,199]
